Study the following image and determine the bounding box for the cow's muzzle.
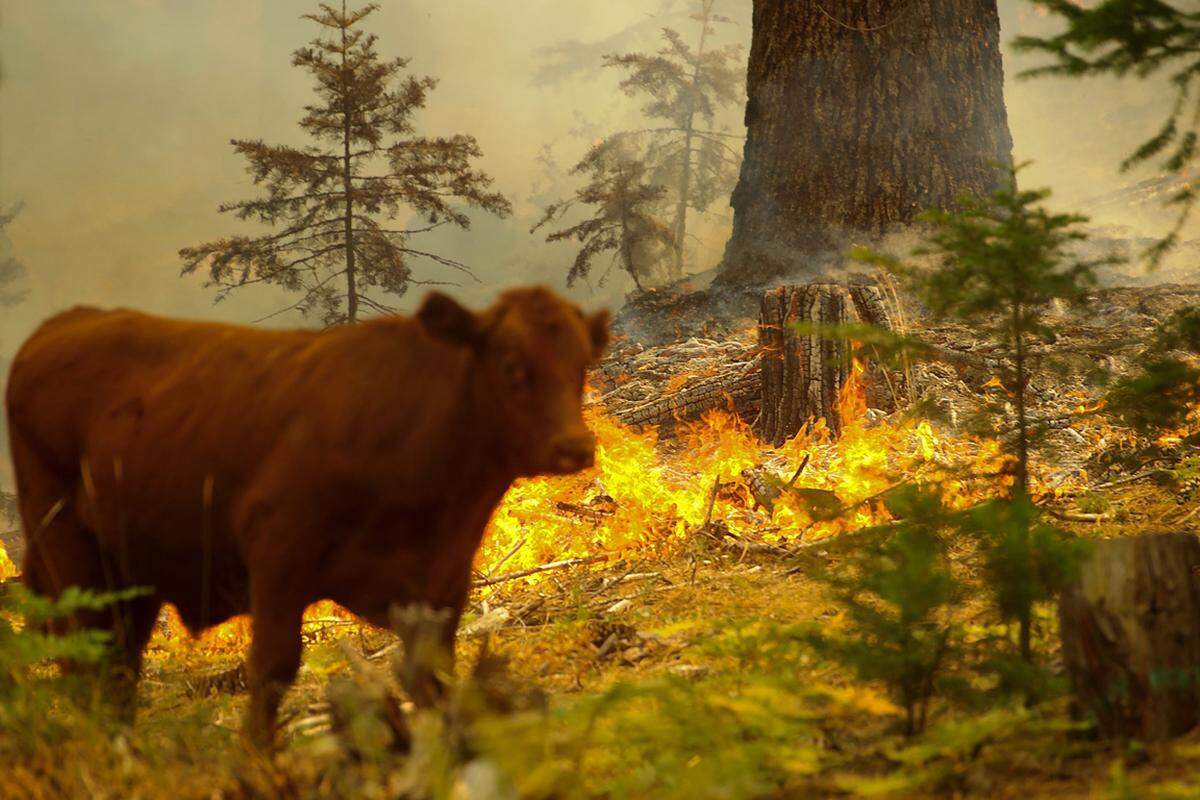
[548,432,596,474]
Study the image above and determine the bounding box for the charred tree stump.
[1059,533,1200,741]
[756,282,898,446]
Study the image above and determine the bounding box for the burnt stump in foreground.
[1059,532,1200,741]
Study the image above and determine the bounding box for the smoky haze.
[0,1,1186,378]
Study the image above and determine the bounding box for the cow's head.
[417,287,610,477]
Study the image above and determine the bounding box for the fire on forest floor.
[119,472,1200,799]
[141,347,1105,659]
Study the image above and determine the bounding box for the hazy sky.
[0,0,1178,355]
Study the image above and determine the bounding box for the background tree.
[1014,0,1200,265]
[0,201,27,556]
[180,2,510,325]
[603,0,744,278]
[0,203,28,308]
[715,0,1013,289]
[533,138,676,292]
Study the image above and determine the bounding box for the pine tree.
[1014,0,1200,265]
[532,138,676,292]
[1107,305,1200,435]
[861,166,1113,495]
[0,202,28,308]
[855,165,1106,664]
[179,2,510,325]
[603,0,743,277]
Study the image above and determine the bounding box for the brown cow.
[6,286,608,746]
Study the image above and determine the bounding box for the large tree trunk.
[716,0,1013,288]
[1059,533,1200,741]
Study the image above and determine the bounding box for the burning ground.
[7,282,1200,798]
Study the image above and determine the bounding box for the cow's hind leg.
[102,593,163,717]
[23,517,159,715]
[13,435,157,718]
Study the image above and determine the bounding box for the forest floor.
[5,477,1199,799]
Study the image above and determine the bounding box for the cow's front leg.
[392,564,473,707]
[243,585,304,750]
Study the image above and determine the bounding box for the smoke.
[0,1,1186,352]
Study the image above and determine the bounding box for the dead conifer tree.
[604,0,743,277]
[180,2,511,325]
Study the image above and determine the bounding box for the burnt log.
[1059,532,1200,741]
[597,337,762,435]
[756,282,899,446]
[610,359,760,431]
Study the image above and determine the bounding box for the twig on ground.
[787,453,811,488]
[1044,507,1114,523]
[484,535,527,579]
[703,475,721,526]
[1095,470,1161,490]
[472,554,611,588]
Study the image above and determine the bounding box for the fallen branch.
[554,502,615,524]
[1095,470,1162,490]
[1044,507,1114,524]
[472,554,611,588]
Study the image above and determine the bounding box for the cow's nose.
[551,433,595,472]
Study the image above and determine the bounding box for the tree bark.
[716,0,1013,288]
[756,282,897,446]
[1059,533,1200,741]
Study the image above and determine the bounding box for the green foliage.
[0,582,148,749]
[1076,491,1111,515]
[1014,0,1200,264]
[962,496,1090,672]
[1107,758,1138,800]
[532,137,676,291]
[268,620,828,799]
[1,585,116,678]
[806,485,962,736]
[180,2,510,325]
[833,705,1090,798]
[601,0,744,277]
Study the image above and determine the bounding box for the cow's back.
[7,307,315,479]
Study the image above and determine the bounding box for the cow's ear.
[417,291,481,349]
[586,310,610,359]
